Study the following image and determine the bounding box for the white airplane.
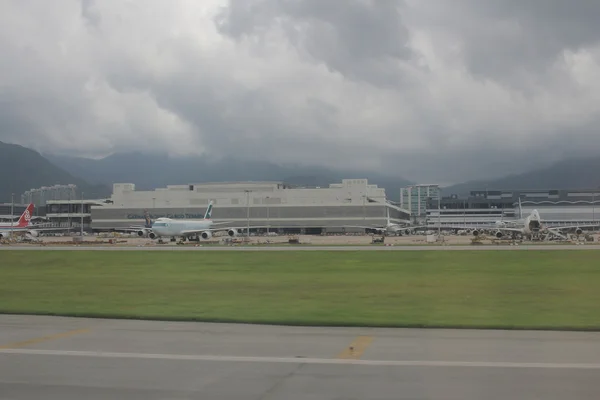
[476,208,543,239]
[341,207,418,236]
[0,204,71,239]
[145,201,267,241]
[442,198,600,239]
[104,210,154,238]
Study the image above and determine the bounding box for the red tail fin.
[17,203,34,227]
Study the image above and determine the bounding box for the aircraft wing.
[324,225,396,234]
[338,225,388,231]
[416,224,493,230]
[179,226,272,236]
[418,224,524,233]
[27,226,74,232]
[493,227,526,233]
[95,225,148,232]
[546,223,600,233]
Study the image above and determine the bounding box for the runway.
[1,244,599,251]
[1,315,599,399]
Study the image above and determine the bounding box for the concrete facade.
[21,184,78,207]
[426,189,600,228]
[45,200,105,229]
[89,179,410,233]
[400,184,440,219]
[0,203,29,223]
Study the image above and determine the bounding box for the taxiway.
[1,315,599,399]
[2,244,600,251]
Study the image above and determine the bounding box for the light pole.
[10,193,14,238]
[244,190,251,240]
[67,191,71,230]
[80,191,84,237]
[437,194,441,237]
[266,196,270,235]
[593,189,596,223]
[362,194,366,223]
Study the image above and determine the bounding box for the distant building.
[426,189,600,228]
[0,203,29,223]
[21,184,77,208]
[83,179,411,234]
[400,184,440,220]
[45,199,106,230]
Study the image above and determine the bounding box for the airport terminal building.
[87,179,410,234]
[425,189,600,228]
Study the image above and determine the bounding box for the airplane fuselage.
[522,210,542,235]
[150,218,213,238]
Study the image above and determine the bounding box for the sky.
[1,0,599,184]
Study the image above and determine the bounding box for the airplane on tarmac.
[143,201,268,241]
[340,207,422,236]
[0,204,71,239]
[440,199,600,240]
[111,209,154,238]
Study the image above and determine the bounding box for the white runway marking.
[2,348,600,369]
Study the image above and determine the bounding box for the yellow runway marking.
[336,335,373,359]
[0,328,91,350]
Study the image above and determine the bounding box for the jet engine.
[495,231,503,239]
[228,228,242,237]
[472,229,480,236]
[28,230,39,237]
[201,231,212,240]
[148,232,157,239]
[137,230,147,237]
[575,228,583,235]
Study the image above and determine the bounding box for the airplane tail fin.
[17,203,34,227]
[143,210,152,228]
[204,201,214,220]
[518,198,523,219]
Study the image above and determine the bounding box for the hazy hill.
[45,152,413,201]
[0,141,111,203]
[442,156,600,195]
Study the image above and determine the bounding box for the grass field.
[1,250,599,330]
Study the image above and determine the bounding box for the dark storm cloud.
[215,0,414,86]
[415,0,600,86]
[0,0,599,183]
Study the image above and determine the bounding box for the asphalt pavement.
[1,315,599,399]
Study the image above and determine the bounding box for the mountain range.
[0,141,110,203]
[2,140,600,203]
[43,152,414,201]
[442,157,600,195]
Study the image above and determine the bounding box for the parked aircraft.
[440,199,599,239]
[341,207,419,236]
[0,204,71,239]
[145,201,267,241]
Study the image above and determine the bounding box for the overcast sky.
[1,0,599,183]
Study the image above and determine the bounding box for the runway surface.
[1,315,599,399]
[2,244,599,251]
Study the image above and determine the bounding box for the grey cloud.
[215,0,414,86]
[80,0,101,27]
[416,0,600,85]
[1,0,600,184]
